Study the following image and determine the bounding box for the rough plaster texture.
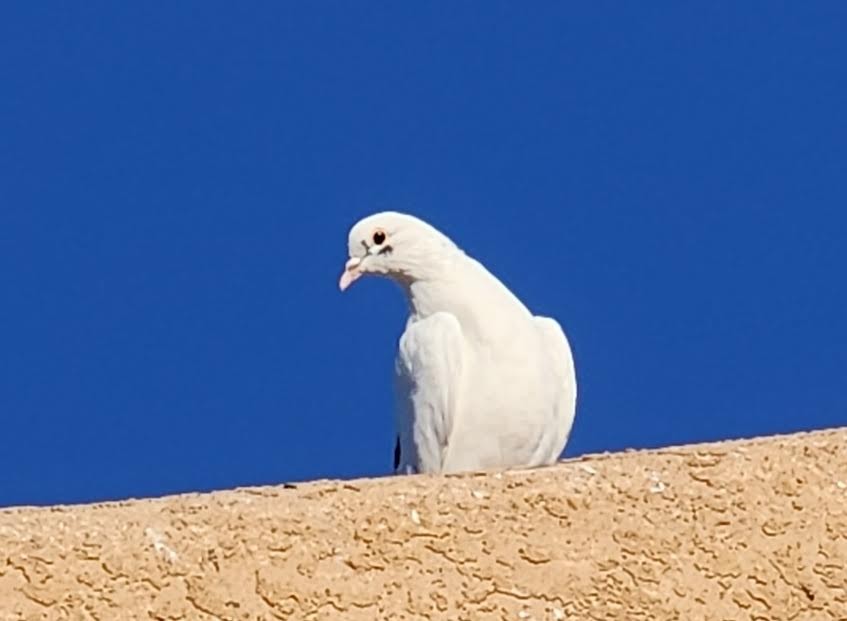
[1,428,846,620]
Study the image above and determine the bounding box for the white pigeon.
[339,212,577,475]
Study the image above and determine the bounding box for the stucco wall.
[1,428,846,620]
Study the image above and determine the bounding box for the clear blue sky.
[1,4,845,507]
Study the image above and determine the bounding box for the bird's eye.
[372,230,387,245]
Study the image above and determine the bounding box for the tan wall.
[1,428,846,620]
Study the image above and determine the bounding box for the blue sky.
[1,3,845,507]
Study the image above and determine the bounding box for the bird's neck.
[398,257,531,341]
[402,278,456,320]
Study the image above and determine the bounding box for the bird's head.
[339,212,458,291]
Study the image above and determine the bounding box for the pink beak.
[339,257,363,291]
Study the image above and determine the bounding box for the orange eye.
[372,229,386,245]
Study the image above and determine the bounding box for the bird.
[339,212,577,475]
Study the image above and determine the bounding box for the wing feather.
[393,312,464,474]
[532,316,577,462]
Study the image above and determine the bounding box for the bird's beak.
[339,256,363,291]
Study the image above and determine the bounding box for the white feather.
[343,212,577,475]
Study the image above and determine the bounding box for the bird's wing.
[532,315,578,460]
[393,311,464,474]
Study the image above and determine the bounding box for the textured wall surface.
[1,429,846,620]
